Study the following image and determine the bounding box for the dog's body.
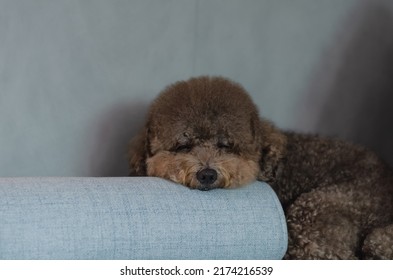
[129,76,393,259]
[273,132,393,259]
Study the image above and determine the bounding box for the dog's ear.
[128,127,150,176]
[257,120,287,183]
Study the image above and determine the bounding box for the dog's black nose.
[196,168,217,186]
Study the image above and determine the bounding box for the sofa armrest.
[0,177,287,259]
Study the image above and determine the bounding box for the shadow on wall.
[307,3,393,167]
[88,100,149,176]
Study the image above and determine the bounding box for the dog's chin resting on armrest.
[128,76,393,260]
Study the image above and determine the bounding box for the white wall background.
[1,0,393,176]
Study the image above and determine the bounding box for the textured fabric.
[0,177,287,260]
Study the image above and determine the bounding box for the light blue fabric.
[0,177,287,260]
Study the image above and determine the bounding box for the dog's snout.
[196,168,217,186]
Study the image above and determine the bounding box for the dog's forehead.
[171,113,249,145]
[152,109,240,144]
[178,122,228,142]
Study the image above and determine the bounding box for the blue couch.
[0,177,287,259]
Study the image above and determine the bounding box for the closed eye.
[173,144,193,153]
[217,142,230,149]
[217,141,234,150]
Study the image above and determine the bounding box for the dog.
[128,76,393,259]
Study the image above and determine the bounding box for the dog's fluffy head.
[129,76,286,190]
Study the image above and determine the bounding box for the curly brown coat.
[128,76,393,259]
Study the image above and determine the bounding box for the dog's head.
[129,76,286,190]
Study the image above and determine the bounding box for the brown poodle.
[128,76,393,259]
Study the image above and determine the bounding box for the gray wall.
[1,0,393,177]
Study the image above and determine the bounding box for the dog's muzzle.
[196,168,218,191]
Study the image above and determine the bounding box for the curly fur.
[128,76,393,259]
